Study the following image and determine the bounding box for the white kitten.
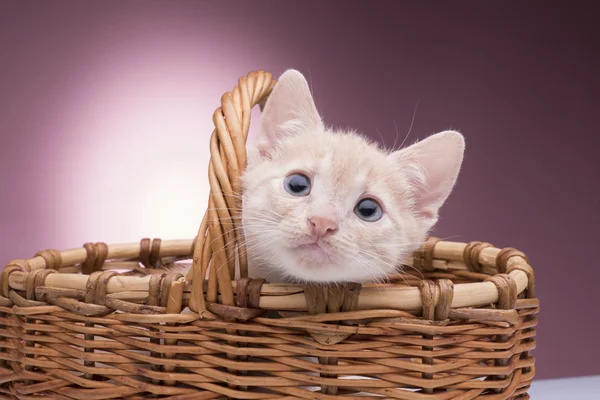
[241,69,465,283]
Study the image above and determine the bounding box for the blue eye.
[284,173,311,196]
[354,198,383,222]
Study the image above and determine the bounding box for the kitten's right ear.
[258,69,323,158]
[390,130,465,229]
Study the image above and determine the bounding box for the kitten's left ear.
[391,130,465,228]
[257,69,323,158]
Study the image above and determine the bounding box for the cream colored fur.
[240,69,465,283]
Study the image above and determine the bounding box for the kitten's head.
[241,70,464,283]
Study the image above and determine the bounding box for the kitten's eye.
[354,198,383,222]
[284,173,311,196]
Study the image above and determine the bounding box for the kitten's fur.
[240,70,465,283]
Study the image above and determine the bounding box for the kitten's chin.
[276,247,381,283]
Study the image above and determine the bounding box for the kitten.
[240,69,465,284]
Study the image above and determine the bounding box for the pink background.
[1,0,598,380]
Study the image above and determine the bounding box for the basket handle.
[188,71,276,313]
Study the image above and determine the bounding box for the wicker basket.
[0,70,538,399]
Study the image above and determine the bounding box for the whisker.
[397,99,420,151]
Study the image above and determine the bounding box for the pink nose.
[309,215,338,238]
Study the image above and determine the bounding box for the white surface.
[529,375,599,399]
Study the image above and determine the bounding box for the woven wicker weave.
[0,70,538,399]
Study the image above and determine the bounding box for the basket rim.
[3,237,534,314]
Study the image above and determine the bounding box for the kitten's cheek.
[270,177,287,194]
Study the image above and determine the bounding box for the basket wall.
[0,238,538,399]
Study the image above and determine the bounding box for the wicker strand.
[163,276,185,386]
[506,256,537,378]
[464,241,494,273]
[190,70,275,313]
[148,273,165,385]
[303,282,362,395]
[485,273,519,396]
[419,279,455,394]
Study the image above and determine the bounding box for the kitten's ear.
[258,69,323,158]
[392,130,465,228]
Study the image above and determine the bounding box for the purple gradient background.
[1,0,598,380]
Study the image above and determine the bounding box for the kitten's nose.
[309,215,338,238]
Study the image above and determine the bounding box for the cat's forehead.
[282,132,380,166]
[279,131,393,196]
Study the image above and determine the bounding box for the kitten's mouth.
[294,241,333,262]
[296,238,328,250]
[297,242,323,251]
